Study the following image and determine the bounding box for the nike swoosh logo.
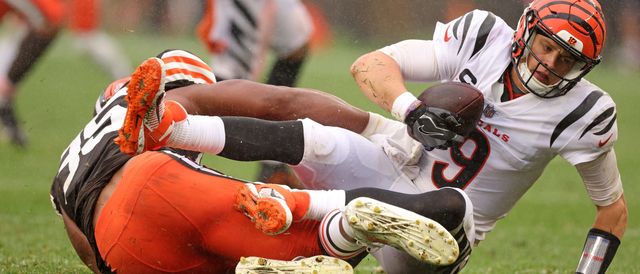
[444,25,452,42]
[418,125,444,137]
[598,133,613,147]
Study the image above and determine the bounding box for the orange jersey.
[95,151,322,273]
[0,0,64,28]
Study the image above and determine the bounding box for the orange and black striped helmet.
[512,0,606,97]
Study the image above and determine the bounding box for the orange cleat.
[115,57,186,155]
[234,182,317,235]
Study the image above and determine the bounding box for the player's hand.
[404,104,465,151]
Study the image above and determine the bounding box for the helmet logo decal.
[557,30,584,52]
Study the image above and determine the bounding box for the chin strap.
[575,228,620,274]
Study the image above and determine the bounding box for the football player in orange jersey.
[52,50,471,273]
[0,0,64,146]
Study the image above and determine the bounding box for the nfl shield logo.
[483,104,496,118]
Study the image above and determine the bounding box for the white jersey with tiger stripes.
[387,10,619,242]
[202,0,312,80]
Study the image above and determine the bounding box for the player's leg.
[360,188,475,273]
[5,0,63,86]
[114,57,409,193]
[235,182,471,267]
[288,118,418,193]
[94,151,226,273]
[159,114,415,193]
[115,50,217,154]
[318,188,472,267]
[69,0,132,79]
[238,184,474,272]
[95,151,327,272]
[121,103,415,193]
[0,17,28,76]
[148,152,326,265]
[255,0,312,187]
[233,186,465,269]
[0,0,63,146]
[236,255,353,274]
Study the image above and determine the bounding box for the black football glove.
[404,104,465,151]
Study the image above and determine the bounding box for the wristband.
[391,92,421,121]
[576,228,620,274]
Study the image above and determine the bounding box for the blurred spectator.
[0,15,27,77]
[68,0,132,79]
[612,0,639,72]
[301,0,332,52]
[197,0,313,186]
[444,0,476,21]
[0,0,64,147]
[103,0,202,35]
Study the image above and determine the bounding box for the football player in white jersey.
[197,0,314,186]
[115,1,624,272]
[349,0,626,273]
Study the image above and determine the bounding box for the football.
[417,82,485,136]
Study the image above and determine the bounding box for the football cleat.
[343,197,460,266]
[235,255,353,274]
[115,57,186,155]
[235,183,294,235]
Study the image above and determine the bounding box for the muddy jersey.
[50,84,129,232]
[407,10,619,242]
[50,50,215,273]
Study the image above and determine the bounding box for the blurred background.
[95,0,639,67]
[0,0,638,273]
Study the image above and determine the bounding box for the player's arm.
[350,50,408,112]
[165,79,369,133]
[574,149,627,273]
[350,40,464,149]
[350,40,440,119]
[61,210,100,274]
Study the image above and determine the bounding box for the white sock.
[318,209,365,259]
[167,115,226,154]
[302,190,346,220]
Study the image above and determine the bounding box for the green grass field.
[0,32,638,273]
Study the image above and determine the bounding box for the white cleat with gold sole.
[235,255,353,274]
[343,197,459,266]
